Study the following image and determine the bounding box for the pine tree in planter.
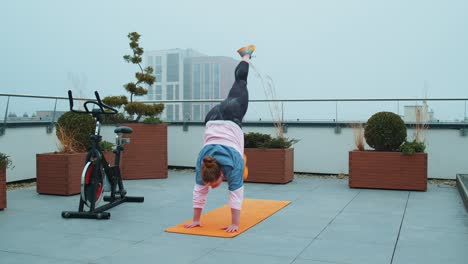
[349,111,427,191]
[102,32,164,123]
[102,32,167,180]
[0,152,13,209]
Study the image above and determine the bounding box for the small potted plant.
[244,132,298,184]
[0,152,13,209]
[36,111,95,195]
[102,32,167,180]
[349,111,427,191]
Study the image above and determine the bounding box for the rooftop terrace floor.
[1,170,467,264]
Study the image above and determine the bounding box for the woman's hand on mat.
[222,224,239,233]
[184,221,202,228]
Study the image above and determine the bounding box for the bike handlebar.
[68,90,118,115]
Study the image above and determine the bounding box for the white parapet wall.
[1,123,467,182]
[167,123,468,180]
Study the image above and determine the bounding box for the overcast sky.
[1,0,467,120]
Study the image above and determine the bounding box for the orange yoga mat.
[165,199,291,238]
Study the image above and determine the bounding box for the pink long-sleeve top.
[192,120,245,210]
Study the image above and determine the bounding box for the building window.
[167,84,174,100]
[167,53,179,82]
[214,64,220,99]
[175,84,179,100]
[193,64,201,99]
[204,63,210,99]
[156,85,162,100]
[155,56,162,83]
[148,86,155,100]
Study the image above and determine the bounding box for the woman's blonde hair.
[202,156,221,183]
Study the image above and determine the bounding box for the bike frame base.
[61,195,144,220]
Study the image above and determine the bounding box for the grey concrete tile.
[54,235,136,262]
[402,210,468,234]
[2,171,466,264]
[0,251,84,264]
[0,227,67,252]
[147,231,229,248]
[331,211,403,227]
[93,241,213,264]
[282,202,344,217]
[393,247,468,264]
[246,191,303,202]
[0,228,135,262]
[7,188,78,216]
[245,206,334,238]
[397,227,468,247]
[242,182,276,191]
[326,211,403,245]
[35,215,163,242]
[192,249,296,264]
[342,192,407,215]
[317,223,399,245]
[219,233,313,258]
[248,221,326,239]
[308,183,357,196]
[293,259,349,264]
[267,179,322,192]
[393,231,468,264]
[299,239,394,264]
[0,208,53,230]
[291,195,356,210]
[406,191,467,215]
[357,188,409,198]
[393,227,468,264]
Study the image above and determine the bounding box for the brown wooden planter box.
[349,150,427,191]
[36,152,114,195]
[0,166,6,209]
[121,123,168,180]
[244,148,294,184]
[36,152,87,195]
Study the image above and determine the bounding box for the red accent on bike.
[85,164,94,185]
[96,183,103,200]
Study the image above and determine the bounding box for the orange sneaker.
[237,45,256,58]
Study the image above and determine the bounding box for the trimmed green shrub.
[400,140,426,155]
[268,137,299,149]
[364,111,407,151]
[100,113,130,125]
[244,132,272,148]
[125,102,164,121]
[244,132,298,149]
[56,111,95,152]
[142,116,163,124]
[99,140,114,152]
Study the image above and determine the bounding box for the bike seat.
[114,126,133,134]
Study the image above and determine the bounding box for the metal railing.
[1,92,468,136]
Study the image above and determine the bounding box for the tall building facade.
[146,49,237,121]
[183,56,237,121]
[145,48,205,121]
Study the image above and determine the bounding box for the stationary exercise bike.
[62,90,144,220]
